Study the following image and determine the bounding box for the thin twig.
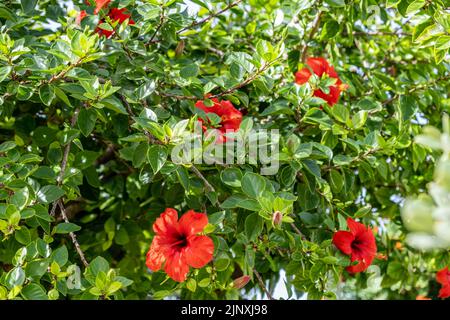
[119,94,164,144]
[177,0,243,35]
[210,62,272,99]
[207,47,225,57]
[290,223,306,240]
[50,108,80,217]
[147,7,165,45]
[58,201,89,268]
[159,61,274,101]
[190,165,215,192]
[146,0,243,46]
[253,269,274,300]
[382,74,450,106]
[352,31,411,37]
[301,11,323,62]
[45,57,84,85]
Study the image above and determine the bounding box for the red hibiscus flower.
[436,267,450,299]
[90,0,111,14]
[295,57,348,106]
[108,8,135,24]
[332,218,377,274]
[76,10,87,25]
[96,8,135,38]
[195,98,243,143]
[145,208,214,282]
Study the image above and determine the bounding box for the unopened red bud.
[233,275,251,289]
[272,211,283,226]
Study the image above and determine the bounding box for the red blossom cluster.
[333,218,377,273]
[145,208,214,282]
[194,97,243,143]
[76,0,134,38]
[295,57,348,106]
[436,266,450,299]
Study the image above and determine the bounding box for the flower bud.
[233,275,250,289]
[272,211,283,227]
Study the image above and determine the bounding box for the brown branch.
[190,165,215,192]
[115,33,134,60]
[57,201,89,268]
[119,94,164,144]
[210,62,272,99]
[253,269,274,300]
[352,31,410,37]
[177,0,243,35]
[158,92,198,100]
[45,57,84,85]
[323,148,380,172]
[382,74,450,106]
[290,223,307,240]
[207,47,225,57]
[301,11,323,62]
[146,7,165,46]
[159,61,274,101]
[50,108,80,217]
[146,0,242,46]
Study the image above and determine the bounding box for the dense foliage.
[0,0,449,300]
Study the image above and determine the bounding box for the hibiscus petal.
[153,208,179,235]
[145,240,165,272]
[356,228,377,257]
[76,10,87,25]
[313,88,338,106]
[94,0,111,14]
[346,260,369,274]
[108,8,133,24]
[164,251,190,282]
[295,68,311,85]
[438,285,450,299]
[332,231,354,255]
[178,210,208,236]
[436,267,450,286]
[306,57,329,77]
[185,235,214,268]
[347,218,369,237]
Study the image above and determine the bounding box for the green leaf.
[147,145,168,174]
[36,185,65,204]
[77,108,98,137]
[21,284,48,300]
[15,227,31,245]
[221,167,243,187]
[397,95,418,125]
[6,267,25,288]
[351,110,368,129]
[0,66,12,82]
[53,222,81,234]
[87,256,110,278]
[186,278,197,292]
[245,213,264,241]
[39,84,56,106]
[176,166,190,191]
[20,0,37,15]
[54,87,72,107]
[180,64,199,78]
[329,169,344,193]
[25,260,49,278]
[241,172,266,198]
[331,104,349,123]
[51,246,69,266]
[405,0,426,15]
[0,141,16,152]
[321,20,340,40]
